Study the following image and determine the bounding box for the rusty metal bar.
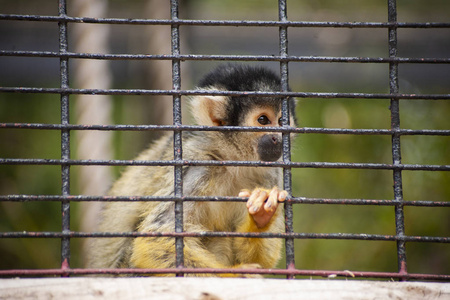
[388,0,408,280]
[1,122,450,137]
[170,0,184,277]
[58,0,71,278]
[2,13,450,28]
[278,0,296,279]
[0,267,449,281]
[1,194,450,208]
[1,231,448,244]
[3,50,450,64]
[1,86,449,100]
[1,157,449,172]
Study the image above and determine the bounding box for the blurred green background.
[0,0,449,277]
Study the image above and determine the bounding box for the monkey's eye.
[257,115,270,125]
[278,117,283,126]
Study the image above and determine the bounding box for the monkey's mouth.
[257,134,282,162]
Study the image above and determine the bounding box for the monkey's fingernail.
[278,191,288,202]
[239,192,248,197]
[252,206,258,213]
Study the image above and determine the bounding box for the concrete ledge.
[0,277,449,300]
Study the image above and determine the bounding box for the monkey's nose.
[257,134,282,162]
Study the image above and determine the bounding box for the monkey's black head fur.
[199,64,282,92]
[198,64,297,126]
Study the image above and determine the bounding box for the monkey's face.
[242,106,293,162]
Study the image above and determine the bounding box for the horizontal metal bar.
[0,158,449,171]
[2,50,450,64]
[1,14,450,28]
[2,122,450,136]
[1,195,449,207]
[291,197,450,207]
[0,267,448,281]
[1,230,448,243]
[1,87,449,100]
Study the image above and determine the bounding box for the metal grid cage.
[0,0,449,281]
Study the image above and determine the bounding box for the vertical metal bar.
[170,0,184,276]
[388,0,407,280]
[58,0,71,277]
[279,0,295,279]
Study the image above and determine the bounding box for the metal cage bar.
[1,122,450,136]
[0,1,449,281]
[170,0,185,277]
[0,266,448,281]
[0,230,448,243]
[278,0,296,279]
[1,87,449,100]
[58,0,71,277]
[1,194,450,208]
[387,0,408,280]
[2,50,450,64]
[1,13,450,28]
[1,157,448,171]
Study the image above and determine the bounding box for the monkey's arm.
[233,187,286,269]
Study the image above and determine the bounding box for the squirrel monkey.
[87,64,297,277]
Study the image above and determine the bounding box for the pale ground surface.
[0,277,449,300]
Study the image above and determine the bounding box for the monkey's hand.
[239,187,287,229]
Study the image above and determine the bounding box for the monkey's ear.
[190,95,229,126]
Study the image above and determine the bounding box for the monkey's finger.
[277,190,288,202]
[246,189,259,209]
[247,189,261,209]
[264,188,279,212]
[240,190,252,209]
[239,190,251,198]
[249,189,268,214]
